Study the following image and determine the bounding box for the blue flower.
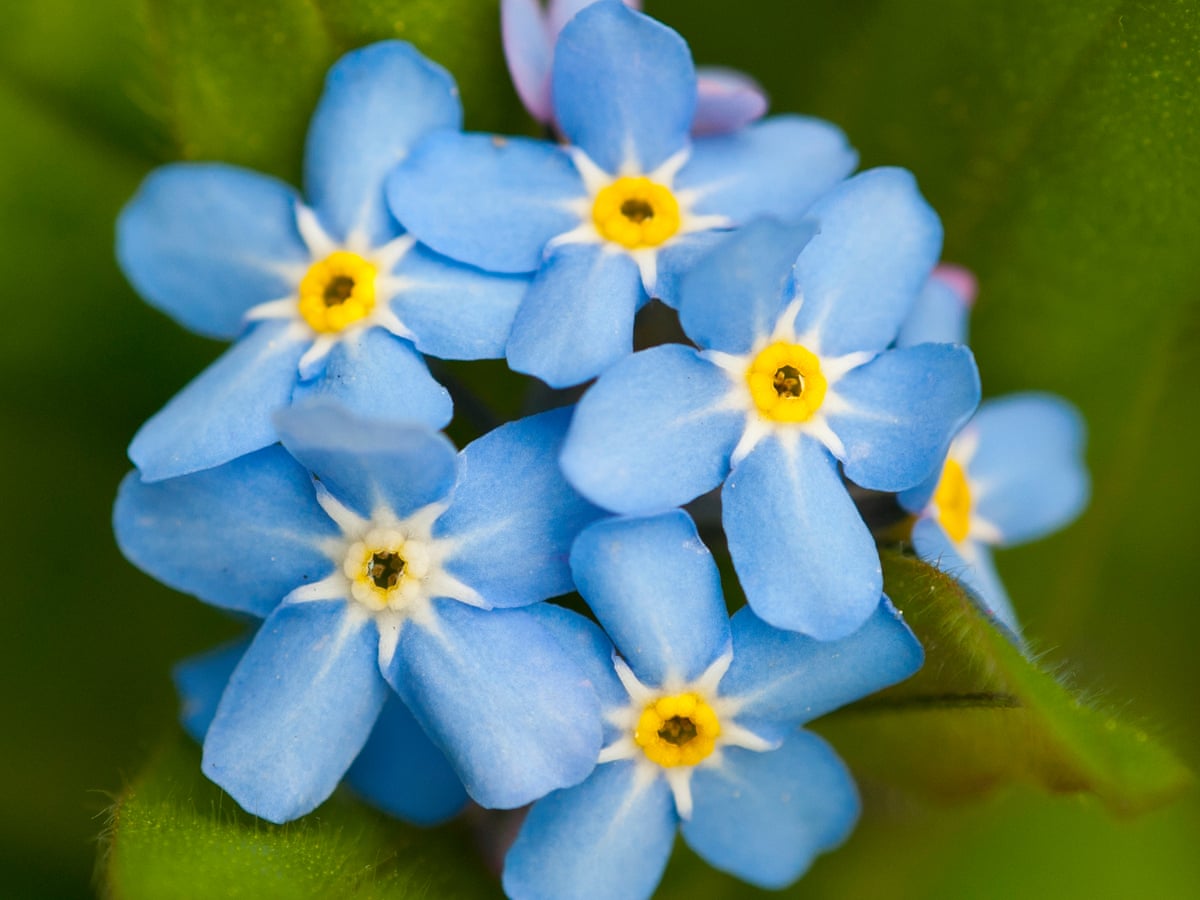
[898,393,1090,638]
[561,175,981,639]
[388,1,856,387]
[117,42,528,482]
[501,0,767,135]
[114,403,605,823]
[174,635,468,825]
[502,512,923,898]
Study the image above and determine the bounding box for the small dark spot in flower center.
[323,275,356,307]
[367,551,406,590]
[658,715,698,746]
[773,365,805,398]
[620,198,655,223]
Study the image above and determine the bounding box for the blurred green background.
[1,0,1197,896]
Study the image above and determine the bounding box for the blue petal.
[692,66,769,136]
[433,407,604,607]
[114,446,338,618]
[502,0,554,122]
[173,636,252,742]
[828,343,981,491]
[896,274,970,347]
[387,132,584,273]
[391,243,528,360]
[129,319,307,482]
[503,760,675,900]
[571,512,729,686]
[305,42,462,247]
[291,329,452,429]
[552,2,693,173]
[677,116,856,222]
[790,168,942,356]
[967,393,1090,545]
[116,163,309,339]
[203,602,389,823]
[912,519,1022,639]
[677,218,816,353]
[560,344,744,515]
[274,400,457,520]
[506,243,644,388]
[722,435,881,640]
[523,604,629,720]
[345,695,468,826]
[720,599,923,735]
[682,733,858,889]
[388,600,603,809]
[651,230,729,310]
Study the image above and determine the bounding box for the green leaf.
[141,0,521,182]
[103,731,498,900]
[812,552,1192,815]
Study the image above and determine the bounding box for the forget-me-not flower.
[117,41,527,482]
[388,1,856,387]
[502,512,924,898]
[501,0,768,136]
[562,173,981,640]
[115,403,605,823]
[175,635,468,825]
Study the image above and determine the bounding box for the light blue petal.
[552,2,693,173]
[388,600,603,809]
[677,218,816,353]
[391,243,527,360]
[275,400,457,520]
[720,599,923,735]
[652,230,729,310]
[305,42,462,246]
[345,695,468,826]
[506,243,644,388]
[387,132,584,273]
[912,519,1022,640]
[523,604,628,721]
[570,512,729,686]
[173,636,252,742]
[291,329,452,429]
[202,601,389,823]
[723,435,881,640]
[560,344,744,515]
[129,320,307,482]
[828,343,981,491]
[682,733,858,889]
[896,274,971,347]
[692,66,769,136]
[114,446,338,618]
[677,116,856,222]
[502,0,554,122]
[116,163,309,339]
[434,407,604,607]
[790,168,943,356]
[503,760,675,900]
[967,393,1090,546]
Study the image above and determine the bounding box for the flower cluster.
[113,1,1088,897]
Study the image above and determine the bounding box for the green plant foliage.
[140,0,520,182]
[103,732,497,900]
[813,552,1192,815]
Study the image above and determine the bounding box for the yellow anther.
[298,251,378,333]
[591,177,681,249]
[344,529,418,610]
[745,341,828,422]
[633,692,720,768]
[933,458,972,543]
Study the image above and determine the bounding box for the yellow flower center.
[344,528,425,610]
[298,251,378,333]
[633,692,720,768]
[591,177,681,249]
[933,458,972,543]
[745,342,828,422]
